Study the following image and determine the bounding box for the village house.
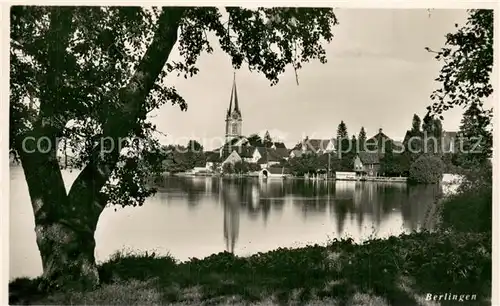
[215,145,287,170]
[255,147,286,169]
[365,128,393,152]
[270,142,289,159]
[353,152,381,177]
[289,137,336,157]
[222,150,243,166]
[259,166,292,179]
[205,151,222,170]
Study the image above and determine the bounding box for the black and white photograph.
[2,2,498,305]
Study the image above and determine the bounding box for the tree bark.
[17,132,100,290]
[15,7,187,290]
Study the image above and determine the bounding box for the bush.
[233,161,249,173]
[248,163,261,172]
[408,155,444,184]
[222,163,234,174]
[440,161,492,233]
[441,185,491,233]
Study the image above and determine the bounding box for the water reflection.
[220,180,240,253]
[154,177,441,253]
[10,169,445,280]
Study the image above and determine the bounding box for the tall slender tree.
[358,127,366,151]
[263,130,273,147]
[411,114,421,132]
[336,120,349,158]
[336,120,348,139]
[455,102,492,167]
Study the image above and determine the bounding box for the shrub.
[222,163,234,174]
[441,185,491,233]
[440,161,492,233]
[408,155,444,184]
[248,163,262,172]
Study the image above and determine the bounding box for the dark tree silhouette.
[10,6,338,287]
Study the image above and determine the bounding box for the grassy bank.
[10,231,491,305]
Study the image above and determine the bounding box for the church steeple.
[227,72,241,116]
[225,72,243,142]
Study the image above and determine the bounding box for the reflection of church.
[221,180,240,253]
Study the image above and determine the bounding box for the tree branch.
[67,7,187,208]
[38,7,75,132]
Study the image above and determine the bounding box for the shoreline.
[167,172,410,183]
[9,231,491,305]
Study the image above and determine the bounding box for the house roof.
[298,138,336,152]
[205,152,221,162]
[358,152,380,164]
[267,149,283,162]
[255,147,285,163]
[225,136,249,146]
[274,147,289,158]
[290,149,303,158]
[273,142,287,149]
[403,130,425,143]
[222,144,254,158]
[367,129,392,144]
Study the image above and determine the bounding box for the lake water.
[9,167,442,280]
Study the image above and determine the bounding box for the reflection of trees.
[402,184,441,231]
[330,182,356,235]
[331,199,354,235]
[153,176,439,248]
[289,180,332,219]
[331,182,409,236]
[154,176,205,210]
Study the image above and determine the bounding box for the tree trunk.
[15,7,186,290]
[18,134,103,290]
[34,216,100,290]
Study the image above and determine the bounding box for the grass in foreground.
[9,231,491,305]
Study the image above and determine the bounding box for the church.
[224,73,244,146]
[205,74,290,170]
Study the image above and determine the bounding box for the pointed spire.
[227,75,234,116]
[227,71,241,117]
[233,72,240,114]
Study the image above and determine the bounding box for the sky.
[150,8,492,150]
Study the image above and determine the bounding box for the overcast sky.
[150,8,492,150]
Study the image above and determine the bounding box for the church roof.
[227,72,241,117]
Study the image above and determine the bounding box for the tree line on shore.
[158,101,491,184]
